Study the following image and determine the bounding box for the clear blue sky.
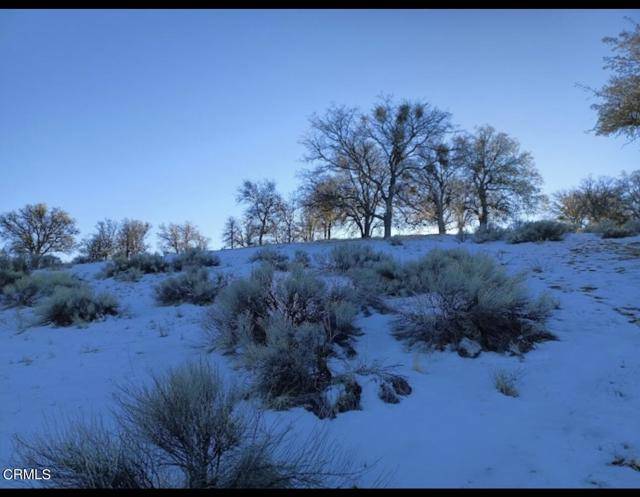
[1,9,638,249]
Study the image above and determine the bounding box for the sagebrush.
[506,220,570,244]
[101,253,169,280]
[2,271,81,307]
[170,249,220,271]
[15,361,360,488]
[393,248,556,355]
[249,248,289,271]
[37,286,119,326]
[155,268,226,306]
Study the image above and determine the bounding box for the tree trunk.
[436,206,446,234]
[478,192,489,228]
[362,217,372,238]
[383,197,393,239]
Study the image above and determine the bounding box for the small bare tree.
[79,219,120,262]
[117,219,151,258]
[158,222,209,254]
[236,180,283,246]
[399,143,461,234]
[298,175,347,240]
[0,203,79,258]
[449,178,475,240]
[274,198,298,244]
[577,175,629,224]
[221,217,243,249]
[552,189,589,228]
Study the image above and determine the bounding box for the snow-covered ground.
[2,233,640,488]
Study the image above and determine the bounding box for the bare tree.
[158,222,209,254]
[456,126,544,228]
[577,175,628,224]
[298,175,347,240]
[0,203,79,257]
[620,169,640,219]
[274,197,298,244]
[363,96,453,238]
[552,189,589,228]
[221,217,243,249]
[399,142,461,234]
[79,219,119,262]
[302,105,385,238]
[586,18,640,142]
[242,216,259,247]
[117,219,151,258]
[296,206,320,242]
[449,177,475,239]
[236,180,283,246]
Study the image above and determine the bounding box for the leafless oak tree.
[0,203,79,257]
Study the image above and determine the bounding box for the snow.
[2,233,640,488]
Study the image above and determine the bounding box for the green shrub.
[16,361,357,488]
[205,265,358,353]
[347,259,405,298]
[171,249,220,271]
[473,224,507,243]
[393,248,555,355]
[14,418,154,489]
[204,266,361,416]
[30,254,63,270]
[114,268,144,283]
[37,286,119,326]
[584,219,617,234]
[249,248,289,271]
[292,250,311,268]
[206,264,275,348]
[155,268,226,306]
[3,271,82,307]
[243,315,331,412]
[0,253,29,272]
[327,244,391,272]
[0,268,25,290]
[101,254,169,279]
[506,220,570,244]
[601,220,640,239]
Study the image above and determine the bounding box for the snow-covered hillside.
[2,233,640,488]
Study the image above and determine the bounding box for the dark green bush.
[101,254,169,279]
[249,248,289,271]
[0,268,25,291]
[155,268,226,306]
[170,249,220,271]
[3,271,82,307]
[206,265,358,353]
[473,224,507,243]
[393,248,556,355]
[292,250,311,268]
[506,220,570,244]
[37,286,119,326]
[327,244,391,272]
[600,220,640,239]
[204,266,361,417]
